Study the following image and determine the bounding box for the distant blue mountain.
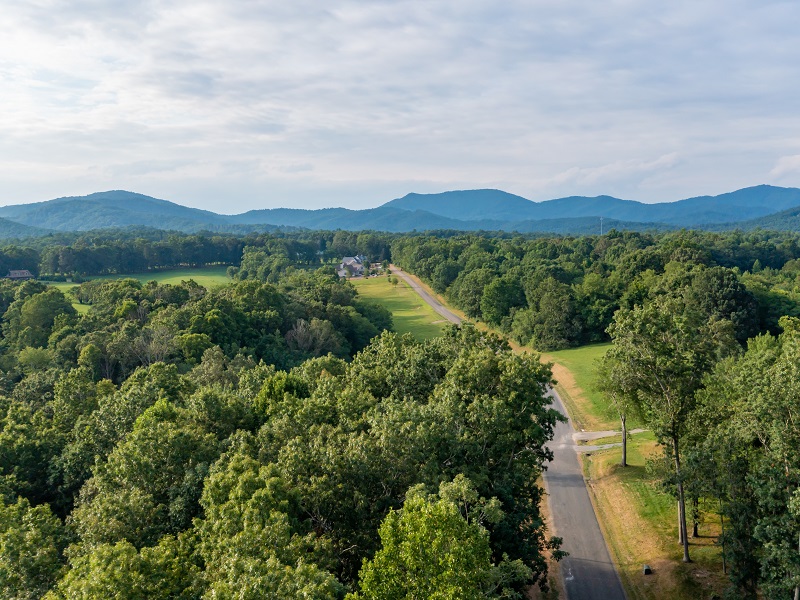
[0,190,228,232]
[0,185,799,235]
[384,185,800,226]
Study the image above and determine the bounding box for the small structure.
[6,269,34,281]
[337,255,367,278]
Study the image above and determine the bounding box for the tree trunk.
[720,502,726,574]
[673,435,691,562]
[621,413,627,467]
[692,497,699,538]
[794,532,800,600]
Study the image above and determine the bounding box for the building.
[6,269,34,281]
[337,255,367,277]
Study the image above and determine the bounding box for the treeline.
[0,228,395,279]
[0,266,561,597]
[391,229,800,349]
[598,265,800,597]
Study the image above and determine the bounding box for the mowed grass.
[45,267,232,312]
[540,342,726,598]
[583,433,727,600]
[539,343,629,431]
[351,276,447,340]
[48,266,231,291]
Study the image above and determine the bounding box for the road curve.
[389,267,626,599]
[388,265,462,325]
[544,390,627,600]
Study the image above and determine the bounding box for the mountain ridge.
[0,185,798,235]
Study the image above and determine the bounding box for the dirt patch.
[528,479,566,600]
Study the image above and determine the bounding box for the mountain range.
[0,185,799,236]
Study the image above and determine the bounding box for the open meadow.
[45,267,232,313]
[540,343,625,432]
[350,275,447,340]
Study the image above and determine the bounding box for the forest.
[2,227,800,597]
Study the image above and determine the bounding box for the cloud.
[771,155,800,177]
[1,1,800,210]
[551,154,680,187]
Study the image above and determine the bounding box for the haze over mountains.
[0,185,799,236]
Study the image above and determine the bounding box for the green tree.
[606,295,736,562]
[349,477,529,600]
[45,535,201,600]
[595,352,639,467]
[0,497,67,600]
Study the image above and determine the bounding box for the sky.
[2,0,800,213]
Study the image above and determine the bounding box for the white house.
[337,255,367,277]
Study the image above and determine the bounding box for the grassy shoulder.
[350,275,447,340]
[539,344,629,432]
[582,433,727,600]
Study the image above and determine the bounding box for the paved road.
[389,265,462,325]
[393,267,626,599]
[544,390,627,600]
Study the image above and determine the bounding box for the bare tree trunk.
[720,502,726,574]
[692,497,699,538]
[673,435,691,562]
[794,532,800,600]
[621,413,627,467]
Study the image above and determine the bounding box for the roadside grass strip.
[350,276,447,340]
[582,432,728,600]
[540,343,647,432]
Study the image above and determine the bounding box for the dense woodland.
[3,228,800,597]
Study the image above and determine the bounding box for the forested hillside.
[392,229,800,350]
[0,248,561,597]
[4,185,800,234]
[3,227,800,597]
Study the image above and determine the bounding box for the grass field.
[539,343,626,431]
[45,267,232,312]
[351,276,448,340]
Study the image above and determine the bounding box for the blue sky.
[2,1,799,212]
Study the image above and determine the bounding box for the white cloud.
[1,1,800,210]
[771,155,800,178]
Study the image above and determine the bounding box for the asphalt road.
[544,390,627,600]
[389,266,462,324]
[392,267,626,599]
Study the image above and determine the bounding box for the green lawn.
[351,276,448,341]
[45,267,232,313]
[539,343,630,430]
[47,266,232,291]
[584,433,727,600]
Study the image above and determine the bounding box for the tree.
[0,497,66,600]
[595,352,639,467]
[44,535,201,600]
[605,295,736,562]
[349,477,530,600]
